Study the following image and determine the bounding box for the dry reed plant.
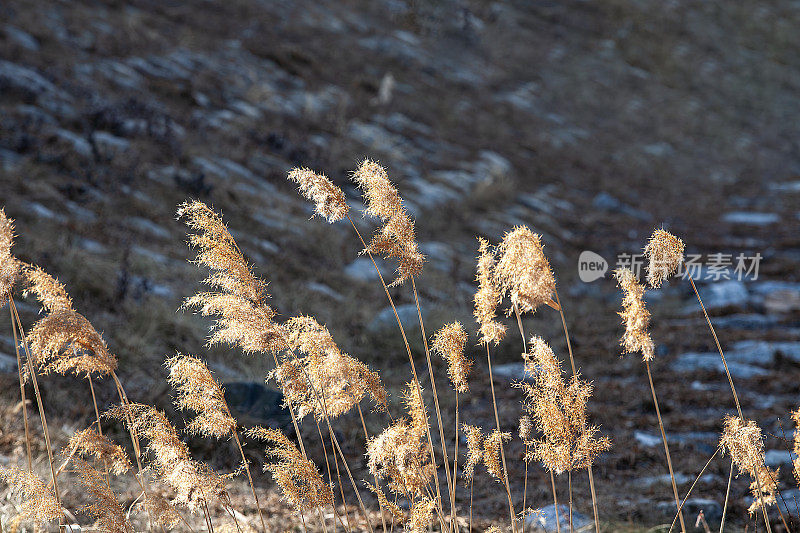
[494,226,556,316]
[0,466,62,524]
[71,457,132,533]
[288,167,350,223]
[474,238,507,346]
[0,209,20,304]
[644,229,685,289]
[66,427,132,476]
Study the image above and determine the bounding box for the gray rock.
[525,504,592,532]
[722,212,779,226]
[658,498,722,523]
[0,60,56,96]
[592,192,650,221]
[671,352,768,379]
[126,217,171,240]
[367,304,421,333]
[223,382,290,428]
[711,314,777,330]
[54,129,92,158]
[0,148,22,172]
[685,280,748,312]
[634,431,662,448]
[764,449,794,468]
[419,241,455,272]
[0,352,18,373]
[3,25,40,51]
[306,282,344,302]
[344,258,389,283]
[92,131,131,157]
[637,472,693,488]
[491,362,527,381]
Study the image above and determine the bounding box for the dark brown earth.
[1,0,800,530]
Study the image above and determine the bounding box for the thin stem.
[644,360,686,533]
[346,213,446,529]
[550,472,562,533]
[453,391,460,532]
[568,470,573,533]
[668,448,720,533]
[8,294,32,472]
[320,419,352,533]
[485,344,517,533]
[412,278,455,531]
[87,373,112,487]
[553,289,600,533]
[356,404,388,533]
[719,459,734,533]
[230,429,268,533]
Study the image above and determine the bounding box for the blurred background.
[1,0,800,530]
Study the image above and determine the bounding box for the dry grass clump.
[518,337,610,475]
[644,228,685,288]
[474,238,507,345]
[247,427,333,512]
[72,458,132,533]
[287,167,350,223]
[719,415,778,515]
[0,466,62,524]
[614,267,655,361]
[352,159,424,286]
[66,428,131,475]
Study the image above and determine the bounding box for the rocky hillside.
[2,0,800,529]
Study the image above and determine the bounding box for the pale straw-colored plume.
[287,167,350,223]
[166,353,236,438]
[518,336,610,474]
[0,209,20,303]
[106,403,225,508]
[24,266,117,378]
[483,429,512,482]
[494,226,556,316]
[485,527,502,533]
[644,229,685,288]
[178,201,287,355]
[792,408,800,484]
[0,466,62,524]
[719,415,778,515]
[519,416,534,459]
[352,159,424,286]
[66,428,131,475]
[431,321,471,393]
[247,426,333,512]
[72,458,131,533]
[406,497,435,533]
[271,316,387,419]
[144,493,182,528]
[462,424,484,481]
[365,481,406,523]
[367,383,433,496]
[474,238,506,345]
[614,268,655,361]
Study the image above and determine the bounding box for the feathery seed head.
[179,201,287,355]
[462,424,484,481]
[644,229,684,288]
[167,353,236,438]
[0,466,62,524]
[24,265,73,312]
[0,209,20,303]
[352,160,424,286]
[407,497,435,533]
[248,427,333,512]
[474,238,506,345]
[288,167,349,223]
[72,459,131,533]
[519,416,534,443]
[720,415,778,515]
[614,268,655,361]
[365,482,405,524]
[66,428,131,475]
[432,322,471,393]
[483,430,512,482]
[494,226,555,316]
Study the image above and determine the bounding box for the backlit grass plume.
[474,238,506,345]
[483,429,512,483]
[167,353,236,438]
[178,201,287,355]
[431,322,471,393]
[518,336,610,474]
[644,229,685,288]
[66,428,131,476]
[287,167,350,223]
[248,427,333,512]
[272,315,387,419]
[792,408,800,484]
[463,424,484,481]
[352,159,424,287]
[719,415,778,515]
[106,403,225,508]
[0,466,62,524]
[0,209,20,302]
[614,268,655,361]
[365,481,406,523]
[72,458,131,533]
[407,497,435,533]
[25,266,117,378]
[494,226,555,316]
[367,383,433,496]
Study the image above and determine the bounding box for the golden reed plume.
[72,458,131,533]
[517,336,609,474]
[352,160,424,287]
[431,321,471,393]
[462,424,484,482]
[719,415,778,515]
[167,353,236,438]
[0,209,21,303]
[287,167,350,223]
[474,238,506,345]
[106,403,225,509]
[179,200,287,355]
[644,229,685,288]
[483,429,512,483]
[614,267,655,361]
[247,426,333,512]
[0,466,62,524]
[66,427,131,476]
[271,315,387,419]
[494,226,555,316]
